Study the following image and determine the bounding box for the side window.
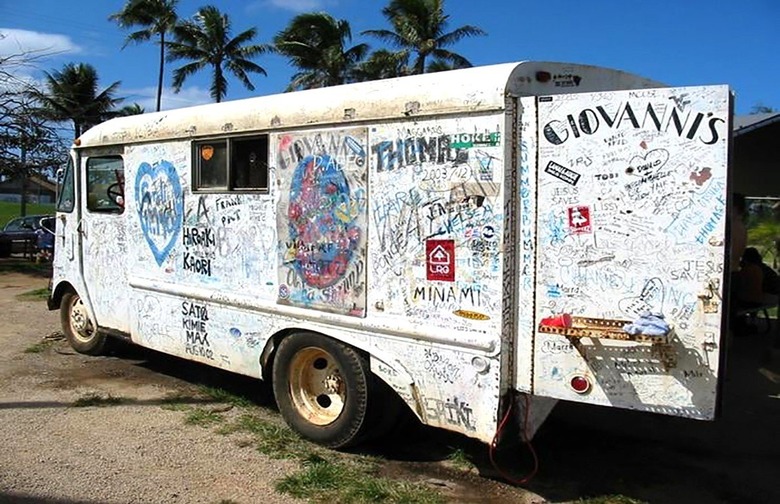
[193,135,268,192]
[196,141,228,189]
[56,157,75,213]
[87,156,125,214]
[233,136,269,190]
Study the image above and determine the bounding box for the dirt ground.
[1,265,779,504]
[0,268,537,504]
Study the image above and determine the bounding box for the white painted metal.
[76,61,662,150]
[532,86,730,419]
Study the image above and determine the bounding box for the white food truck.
[48,61,732,448]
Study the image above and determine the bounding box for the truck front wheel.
[272,332,372,448]
[61,292,106,355]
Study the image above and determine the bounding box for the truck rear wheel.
[272,332,371,448]
[61,292,106,355]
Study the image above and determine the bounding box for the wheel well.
[48,281,75,311]
[259,329,370,383]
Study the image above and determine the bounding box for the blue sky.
[1,0,778,120]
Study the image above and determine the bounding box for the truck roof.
[76,60,663,149]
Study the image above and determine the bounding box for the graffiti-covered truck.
[48,61,732,449]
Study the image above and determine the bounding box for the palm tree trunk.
[156,32,165,112]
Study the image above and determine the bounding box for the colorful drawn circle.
[288,155,360,289]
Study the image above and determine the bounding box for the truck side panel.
[120,114,509,442]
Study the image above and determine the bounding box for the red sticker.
[568,206,591,234]
[426,240,455,282]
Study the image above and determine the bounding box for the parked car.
[0,214,55,258]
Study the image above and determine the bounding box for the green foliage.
[0,258,52,276]
[109,0,180,112]
[273,13,369,90]
[167,6,268,103]
[362,0,485,75]
[445,447,473,471]
[30,62,124,139]
[73,394,127,407]
[24,339,55,353]
[16,287,51,301]
[746,200,780,267]
[276,454,444,503]
[199,385,254,408]
[184,408,225,427]
[224,414,311,459]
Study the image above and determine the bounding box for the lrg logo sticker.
[567,206,592,234]
[426,240,455,282]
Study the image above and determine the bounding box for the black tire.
[61,292,106,355]
[272,332,373,448]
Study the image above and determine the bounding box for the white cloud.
[123,85,214,112]
[0,28,82,59]
[248,0,339,13]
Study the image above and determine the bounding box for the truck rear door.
[531,85,731,419]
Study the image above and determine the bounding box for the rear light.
[570,375,591,394]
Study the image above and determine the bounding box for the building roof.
[734,112,780,136]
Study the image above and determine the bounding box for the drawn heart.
[135,160,184,266]
[618,277,665,318]
[628,149,669,175]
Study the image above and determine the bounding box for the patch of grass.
[276,454,444,504]
[24,339,55,353]
[577,496,648,504]
[73,394,127,407]
[160,393,199,411]
[199,385,254,408]
[16,287,50,301]
[228,414,311,459]
[0,259,52,276]
[445,447,473,471]
[184,408,225,427]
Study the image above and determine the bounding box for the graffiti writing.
[423,397,475,431]
[135,160,184,266]
[182,301,213,360]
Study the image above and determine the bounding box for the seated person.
[736,248,764,309]
[733,247,779,334]
[741,247,780,299]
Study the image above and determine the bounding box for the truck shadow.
[103,332,780,504]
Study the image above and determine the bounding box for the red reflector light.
[570,375,591,394]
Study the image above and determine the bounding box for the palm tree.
[363,0,485,75]
[167,5,268,103]
[354,49,409,81]
[273,13,369,91]
[109,0,179,112]
[117,103,145,116]
[31,63,124,139]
